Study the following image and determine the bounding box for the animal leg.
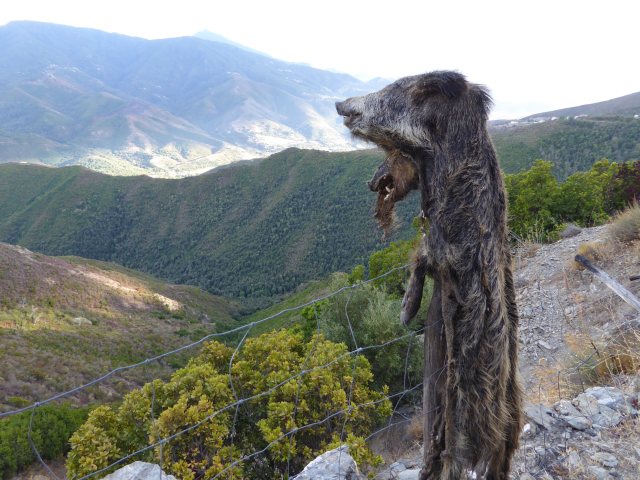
[485,264,523,480]
[401,252,428,325]
[440,283,465,480]
[420,281,446,480]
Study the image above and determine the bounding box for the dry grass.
[609,201,640,243]
[0,243,241,409]
[405,412,424,444]
[571,241,610,270]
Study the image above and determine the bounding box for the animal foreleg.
[401,247,428,325]
[420,281,446,480]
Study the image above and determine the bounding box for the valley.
[0,149,419,308]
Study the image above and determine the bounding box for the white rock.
[585,387,625,410]
[102,462,177,480]
[537,340,554,350]
[564,450,582,469]
[592,405,622,428]
[588,465,613,480]
[71,316,92,326]
[397,469,421,480]
[294,445,362,479]
[554,399,592,429]
[565,415,593,430]
[573,393,599,415]
[524,403,562,431]
[554,399,580,416]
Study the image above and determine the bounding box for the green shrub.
[0,403,89,479]
[316,279,425,395]
[66,331,391,479]
[368,239,416,297]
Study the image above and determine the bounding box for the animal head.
[336,70,493,231]
[336,70,492,150]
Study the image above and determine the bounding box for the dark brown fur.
[368,150,419,235]
[337,71,523,479]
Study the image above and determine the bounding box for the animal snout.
[335,99,358,117]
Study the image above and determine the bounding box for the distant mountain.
[522,91,640,120]
[491,116,640,178]
[0,242,240,406]
[193,30,272,58]
[0,148,418,309]
[491,91,640,178]
[0,21,373,177]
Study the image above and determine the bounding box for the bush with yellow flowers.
[66,330,391,479]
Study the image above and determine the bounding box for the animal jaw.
[367,150,420,236]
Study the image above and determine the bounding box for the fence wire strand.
[0,263,411,420]
[7,251,634,479]
[6,263,426,479]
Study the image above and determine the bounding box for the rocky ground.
[372,224,640,480]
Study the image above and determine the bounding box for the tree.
[504,160,560,241]
[555,159,617,226]
[605,160,640,212]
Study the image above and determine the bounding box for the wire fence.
[3,251,639,480]
[1,263,436,480]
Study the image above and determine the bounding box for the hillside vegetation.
[0,242,240,409]
[492,116,640,178]
[0,149,418,308]
[3,147,639,309]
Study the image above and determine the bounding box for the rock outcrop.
[101,462,177,480]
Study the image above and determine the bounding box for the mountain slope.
[492,116,640,178]
[0,21,371,176]
[0,149,419,308]
[0,242,241,408]
[522,90,640,120]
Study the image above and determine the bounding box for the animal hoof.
[400,309,413,325]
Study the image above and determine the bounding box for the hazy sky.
[1,0,638,119]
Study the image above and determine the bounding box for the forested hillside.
[492,116,640,178]
[0,149,418,308]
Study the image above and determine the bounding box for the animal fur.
[336,71,523,479]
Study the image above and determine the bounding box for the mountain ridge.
[0,21,371,176]
[522,90,640,120]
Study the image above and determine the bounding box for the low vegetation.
[492,116,640,178]
[609,201,640,243]
[505,159,640,242]
[66,330,391,479]
[0,403,89,479]
[0,150,418,309]
[0,243,240,408]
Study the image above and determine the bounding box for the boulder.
[293,445,363,480]
[397,469,421,480]
[102,462,177,480]
[524,403,563,431]
[71,316,92,326]
[560,224,582,238]
[585,387,625,410]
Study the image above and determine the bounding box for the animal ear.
[413,71,468,101]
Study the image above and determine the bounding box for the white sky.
[1,0,638,119]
